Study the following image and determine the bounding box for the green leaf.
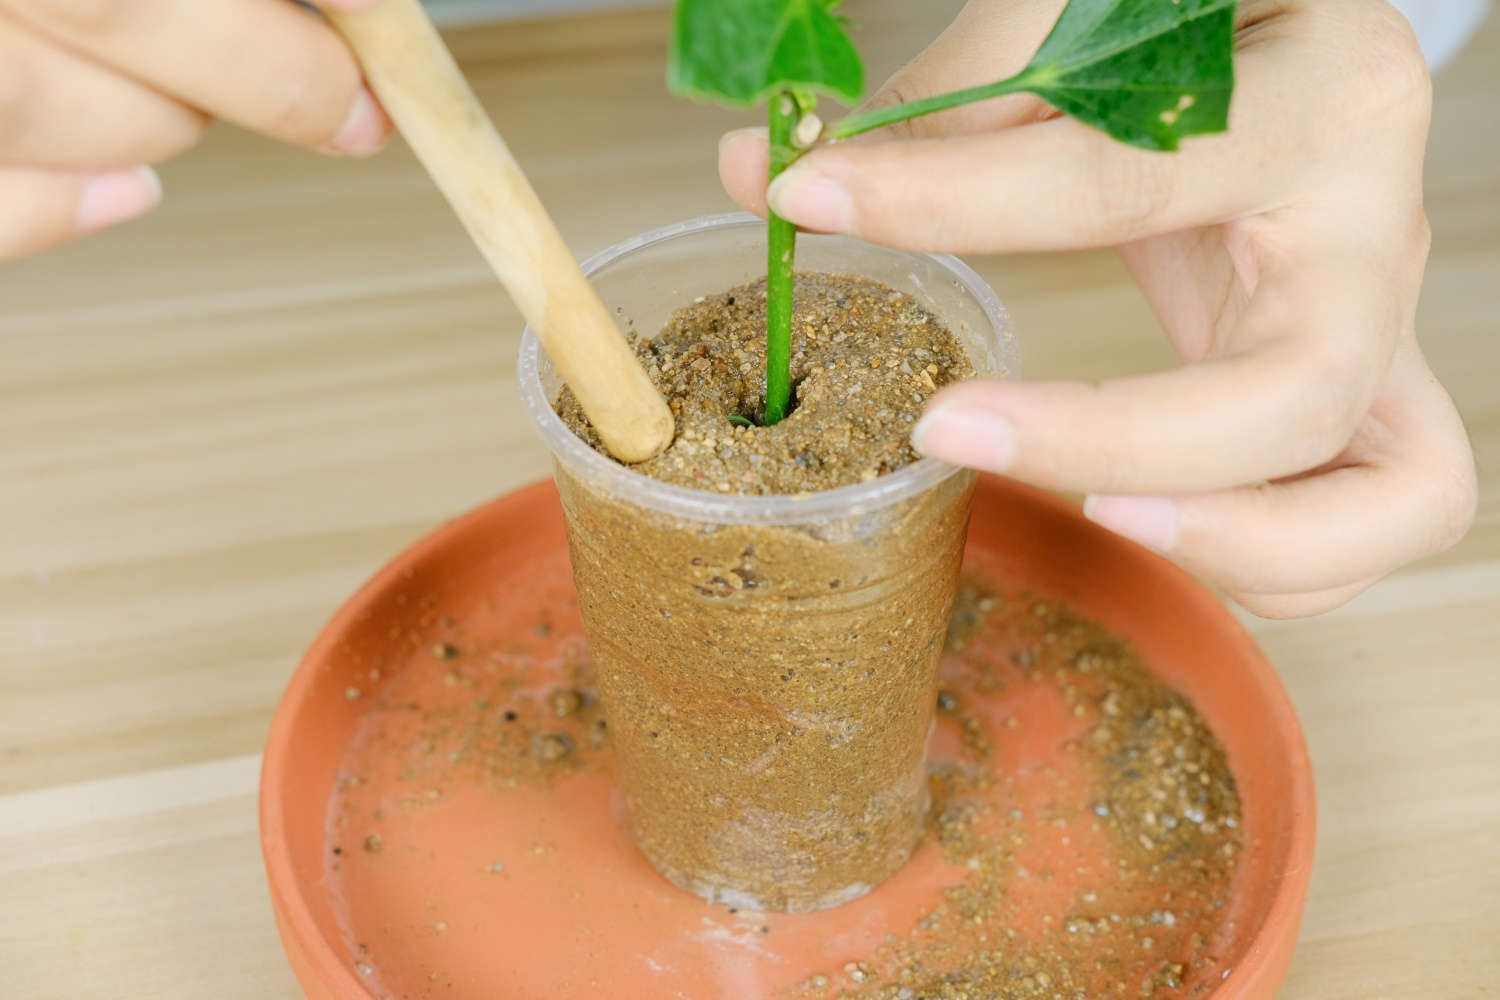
[669,0,864,107]
[829,0,1236,152]
[726,414,756,427]
[1021,0,1236,150]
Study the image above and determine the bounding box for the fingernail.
[719,126,767,158]
[1083,495,1178,553]
[76,166,162,232]
[911,405,1016,472]
[767,166,854,233]
[329,88,388,156]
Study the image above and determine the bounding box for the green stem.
[764,90,800,425]
[826,71,1041,140]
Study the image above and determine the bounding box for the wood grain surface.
[2,4,1496,998]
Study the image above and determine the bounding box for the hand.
[719,0,1476,618]
[0,0,392,259]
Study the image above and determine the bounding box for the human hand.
[718,0,1476,618]
[0,0,392,259]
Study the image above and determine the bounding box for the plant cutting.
[670,0,1237,425]
[522,0,1238,915]
[535,217,1014,912]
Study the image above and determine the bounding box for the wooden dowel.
[325,0,674,463]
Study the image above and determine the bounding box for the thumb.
[718,0,1061,214]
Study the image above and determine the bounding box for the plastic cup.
[519,212,1018,912]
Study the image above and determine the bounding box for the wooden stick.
[325,0,674,463]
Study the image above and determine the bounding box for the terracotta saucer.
[260,475,1315,999]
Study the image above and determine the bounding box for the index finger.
[761,27,1333,255]
[0,0,388,153]
[769,107,1282,254]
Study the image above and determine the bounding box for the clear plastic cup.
[519,212,1018,912]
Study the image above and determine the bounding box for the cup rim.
[517,211,1017,525]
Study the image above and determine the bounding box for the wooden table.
[2,4,1496,998]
